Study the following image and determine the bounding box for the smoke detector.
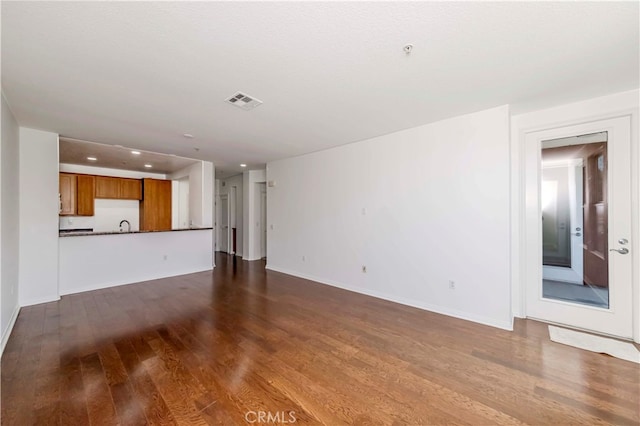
[225,91,263,111]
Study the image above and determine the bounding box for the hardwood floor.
[2,253,639,425]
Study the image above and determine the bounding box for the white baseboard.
[20,295,61,307]
[60,266,214,296]
[243,256,262,261]
[1,305,21,356]
[266,265,513,331]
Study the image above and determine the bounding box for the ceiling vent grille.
[225,91,263,111]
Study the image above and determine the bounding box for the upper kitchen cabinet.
[59,173,77,215]
[59,173,94,216]
[95,176,119,198]
[95,176,142,200]
[120,178,142,200]
[140,178,172,231]
[76,175,95,216]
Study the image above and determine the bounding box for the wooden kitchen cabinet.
[59,173,77,215]
[60,173,94,216]
[140,178,172,231]
[76,175,95,216]
[95,176,142,200]
[119,178,142,200]
[95,176,120,199]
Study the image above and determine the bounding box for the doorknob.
[609,248,629,254]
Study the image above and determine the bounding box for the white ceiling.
[2,2,638,177]
[59,137,199,175]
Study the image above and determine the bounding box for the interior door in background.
[542,157,584,284]
[219,194,229,253]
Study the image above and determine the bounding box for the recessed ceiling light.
[183,133,194,139]
[240,164,247,167]
[144,164,153,168]
[87,156,97,161]
[131,150,141,155]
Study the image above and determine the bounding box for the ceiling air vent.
[225,91,263,111]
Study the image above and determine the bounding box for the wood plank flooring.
[2,253,639,425]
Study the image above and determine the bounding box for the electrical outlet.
[302,255,305,262]
[362,265,367,273]
[163,255,168,261]
[449,280,456,290]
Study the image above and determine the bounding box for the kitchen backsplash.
[59,199,140,232]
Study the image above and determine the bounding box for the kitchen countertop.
[59,227,213,237]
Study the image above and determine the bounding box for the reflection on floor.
[543,279,608,308]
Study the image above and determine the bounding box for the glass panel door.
[541,134,608,308]
[524,116,633,338]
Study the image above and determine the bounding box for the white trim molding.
[1,306,21,355]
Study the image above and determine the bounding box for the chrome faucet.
[119,220,131,232]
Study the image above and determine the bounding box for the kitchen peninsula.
[59,227,213,295]
[56,140,215,297]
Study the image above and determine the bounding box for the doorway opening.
[229,186,237,255]
[257,182,267,260]
[219,194,229,253]
[541,132,609,308]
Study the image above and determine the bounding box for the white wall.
[267,106,512,329]
[170,161,214,228]
[218,174,243,256]
[203,161,214,228]
[511,89,640,341]
[59,229,213,295]
[243,170,266,261]
[19,128,60,306]
[59,199,140,232]
[172,178,190,229]
[1,94,21,353]
[93,199,140,232]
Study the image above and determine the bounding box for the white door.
[219,194,229,253]
[525,116,633,338]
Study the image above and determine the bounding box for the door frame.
[515,111,638,341]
